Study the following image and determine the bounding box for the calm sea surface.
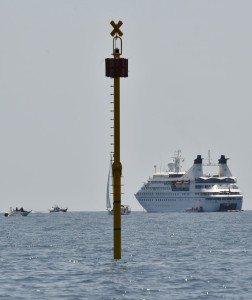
[0,211,252,299]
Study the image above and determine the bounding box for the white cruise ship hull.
[137,195,243,213]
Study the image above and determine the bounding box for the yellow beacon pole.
[105,21,128,259]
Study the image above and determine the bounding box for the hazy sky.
[0,0,252,212]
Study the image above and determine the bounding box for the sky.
[0,0,252,212]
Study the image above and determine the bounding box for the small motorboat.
[107,204,131,215]
[4,207,32,217]
[185,206,203,213]
[49,205,68,213]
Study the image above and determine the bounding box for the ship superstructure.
[135,151,243,212]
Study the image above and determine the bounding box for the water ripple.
[0,211,252,299]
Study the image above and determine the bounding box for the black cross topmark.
[110,21,123,37]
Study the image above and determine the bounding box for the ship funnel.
[193,155,203,178]
[182,155,203,180]
[218,155,232,177]
[194,155,203,164]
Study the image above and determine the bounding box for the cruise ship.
[135,151,243,212]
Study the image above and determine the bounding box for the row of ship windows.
[195,192,220,196]
[197,192,240,196]
[140,198,241,203]
[142,189,238,195]
[143,185,239,190]
[141,192,172,195]
[144,185,219,189]
[195,185,235,189]
[195,185,212,189]
[140,199,176,202]
[143,187,170,190]
[206,197,241,201]
[140,192,239,197]
[139,193,188,196]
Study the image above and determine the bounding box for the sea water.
[0,211,252,299]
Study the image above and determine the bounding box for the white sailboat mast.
[106,159,112,209]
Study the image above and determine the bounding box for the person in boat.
[20,207,24,212]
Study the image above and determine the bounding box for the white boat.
[107,204,131,215]
[135,150,243,213]
[4,207,32,217]
[106,158,131,215]
[49,205,68,213]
